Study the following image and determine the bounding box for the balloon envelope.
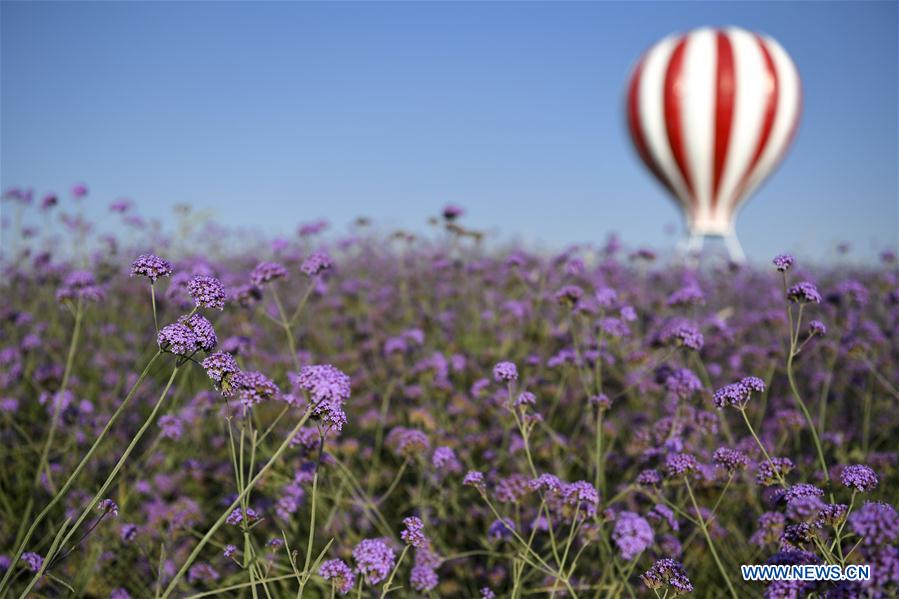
[626,27,801,235]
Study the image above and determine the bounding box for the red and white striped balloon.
[627,27,801,236]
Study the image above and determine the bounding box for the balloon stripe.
[730,34,778,208]
[712,31,735,211]
[663,36,697,217]
[628,58,676,197]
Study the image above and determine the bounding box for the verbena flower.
[492,361,518,382]
[773,254,795,272]
[301,251,333,276]
[463,470,486,492]
[157,323,198,356]
[250,261,288,286]
[352,538,395,585]
[755,457,794,486]
[410,563,438,592]
[21,552,43,572]
[187,275,226,310]
[431,447,461,473]
[319,559,355,594]
[202,352,239,395]
[56,271,105,303]
[555,285,583,305]
[713,447,749,473]
[130,254,173,283]
[178,313,217,352]
[232,371,280,407]
[226,507,259,526]
[612,512,653,560]
[849,502,899,546]
[713,376,766,409]
[659,321,703,351]
[840,464,879,492]
[787,282,822,304]
[98,498,119,517]
[297,364,352,431]
[401,516,427,548]
[386,427,429,458]
[808,320,827,336]
[641,558,693,595]
[664,453,698,478]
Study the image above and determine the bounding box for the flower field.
[0,189,897,598]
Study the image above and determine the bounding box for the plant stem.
[684,477,738,599]
[160,407,316,598]
[0,350,161,594]
[18,365,179,598]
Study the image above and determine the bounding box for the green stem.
[18,365,179,598]
[684,478,738,599]
[0,350,161,594]
[160,408,315,598]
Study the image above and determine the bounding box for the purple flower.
[514,391,536,407]
[223,544,238,558]
[159,415,183,440]
[840,464,879,492]
[559,480,599,518]
[352,538,395,585]
[320,559,355,594]
[98,498,119,517]
[301,251,333,276]
[250,262,287,286]
[783,484,823,503]
[773,254,795,272]
[22,552,43,572]
[401,516,427,548]
[442,204,464,220]
[187,275,226,310]
[463,470,486,491]
[808,320,827,336]
[202,352,240,394]
[713,376,766,409]
[665,453,698,478]
[56,271,105,303]
[492,361,518,382]
[226,507,259,526]
[297,364,352,431]
[120,523,138,542]
[755,457,794,486]
[178,313,217,352]
[386,427,429,458]
[232,371,280,407]
[713,447,749,473]
[130,254,173,283]
[666,285,705,307]
[786,495,824,522]
[641,558,693,595]
[787,282,822,304]
[555,285,584,305]
[665,368,702,401]
[637,469,662,487]
[612,512,653,560]
[71,183,89,198]
[157,323,198,356]
[659,321,703,351]
[431,447,461,473]
[409,563,438,591]
[750,512,785,547]
[849,502,899,545]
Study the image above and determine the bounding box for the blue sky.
[2,1,896,261]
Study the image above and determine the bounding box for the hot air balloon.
[626,27,801,261]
